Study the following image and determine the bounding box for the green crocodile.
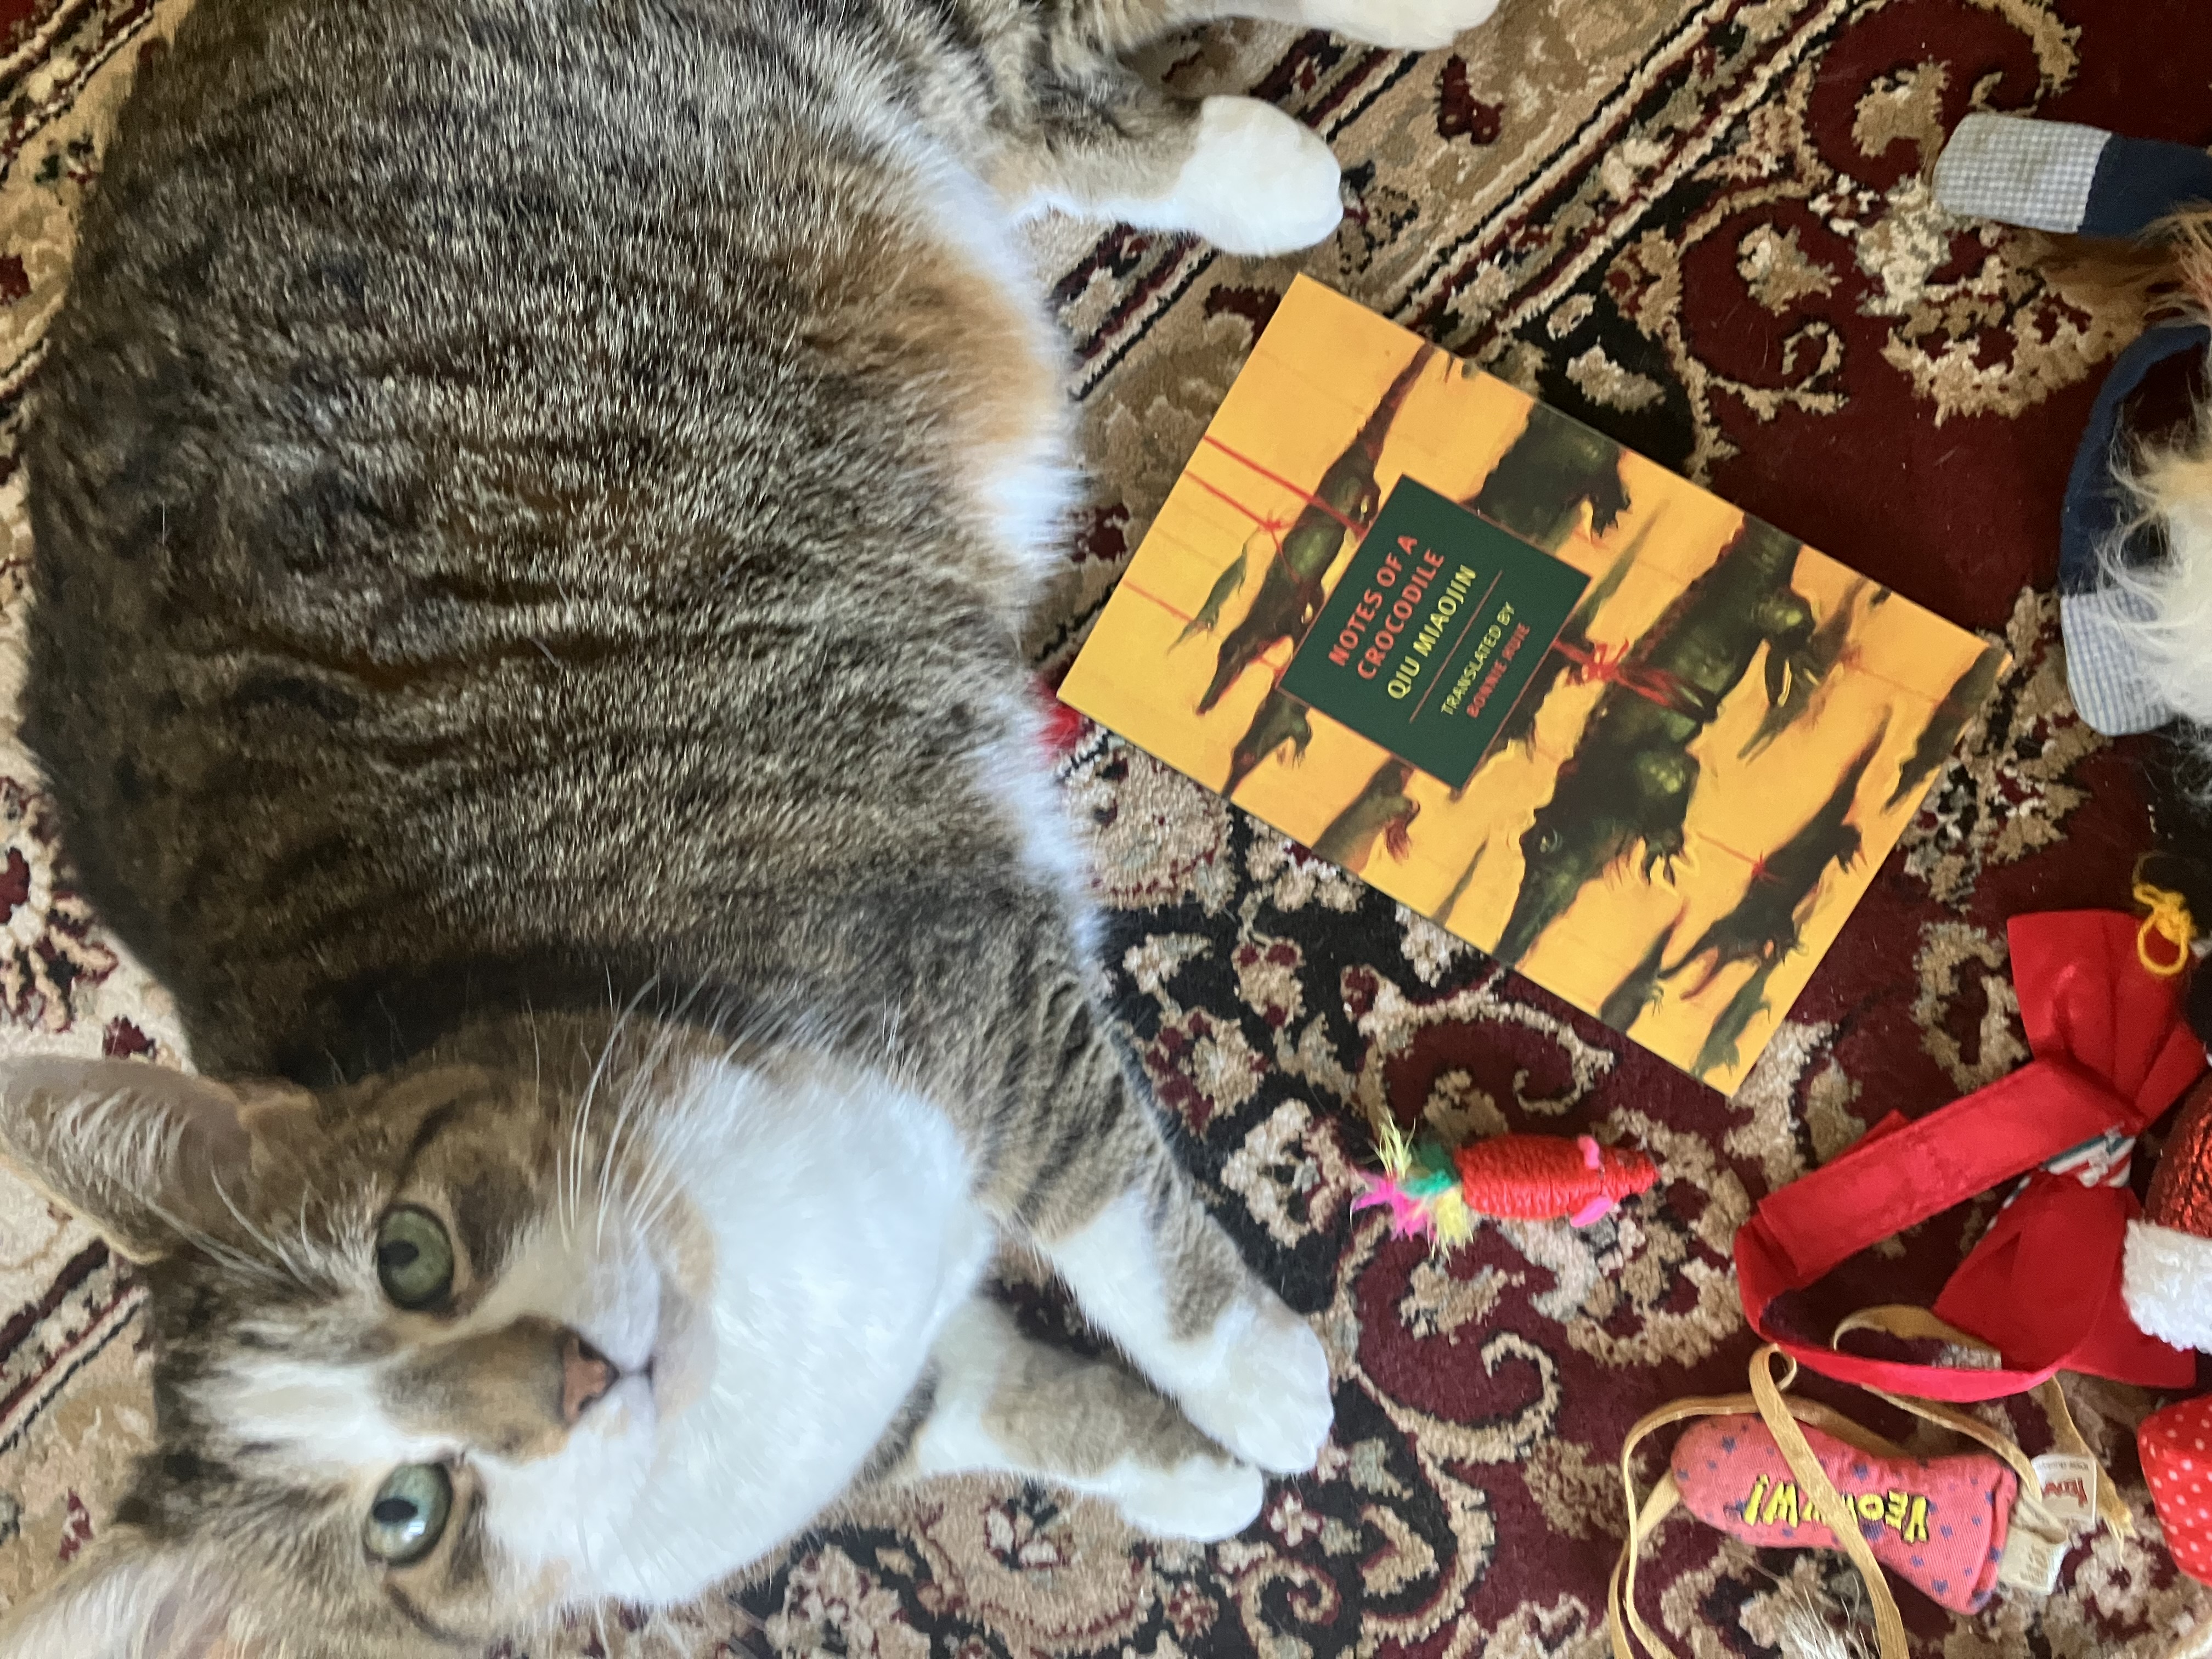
[1885,644,2004,812]
[1198,345,1440,716]
[1492,514,1652,760]
[1312,759,1420,874]
[1691,957,1785,1082]
[1672,726,1886,1079]
[1462,397,1633,550]
[1597,906,1685,1034]
[1667,725,1884,997]
[1492,517,1816,967]
[1739,579,1869,761]
[1224,692,1315,797]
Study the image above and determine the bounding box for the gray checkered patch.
[1934,113,2111,234]
[2062,585,2177,736]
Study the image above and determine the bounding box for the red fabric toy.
[1672,1415,2019,1615]
[1736,910,2204,1400]
[1355,1120,1659,1248]
[2140,1397,2212,1586]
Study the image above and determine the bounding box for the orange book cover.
[1059,277,2004,1097]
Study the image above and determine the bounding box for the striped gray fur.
[0,0,1500,1652]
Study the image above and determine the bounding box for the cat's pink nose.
[560,1330,616,1425]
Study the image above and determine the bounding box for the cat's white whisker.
[207,1173,317,1292]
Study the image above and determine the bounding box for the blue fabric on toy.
[2057,321,2212,734]
[1937,114,2212,736]
[2084,138,2212,240]
[1937,116,2212,238]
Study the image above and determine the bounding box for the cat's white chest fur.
[537,1057,991,1606]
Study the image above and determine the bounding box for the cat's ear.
[0,1526,249,1658]
[0,1056,313,1262]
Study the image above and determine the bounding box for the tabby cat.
[0,0,1500,1651]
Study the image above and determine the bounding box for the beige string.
[1748,1345,1913,1659]
[1607,1310,2124,1659]
[1833,1307,2130,1536]
[1610,1350,1915,1659]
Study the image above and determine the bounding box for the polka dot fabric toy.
[1673,1415,2019,1615]
[2140,1396,2212,1584]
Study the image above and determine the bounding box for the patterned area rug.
[1,1,2209,1655]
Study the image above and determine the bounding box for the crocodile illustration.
[1493,512,1655,760]
[1739,579,1869,761]
[1313,759,1420,874]
[1665,725,1886,997]
[1431,837,1491,928]
[1692,957,1785,1081]
[1173,537,1256,649]
[1223,692,1316,797]
[1885,644,2004,812]
[1598,907,1686,1034]
[1197,345,1440,716]
[1491,517,1816,967]
[1460,395,1632,549]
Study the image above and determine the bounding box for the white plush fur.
[2123,1216,2212,1354]
[2106,419,2212,743]
[1047,1190,1333,1474]
[539,1058,995,1606]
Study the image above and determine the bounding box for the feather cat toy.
[1353,1118,1660,1247]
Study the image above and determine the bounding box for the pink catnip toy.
[1672,1415,2022,1615]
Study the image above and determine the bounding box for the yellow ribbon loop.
[2134,877,2194,979]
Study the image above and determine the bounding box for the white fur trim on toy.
[2124,1216,2212,1355]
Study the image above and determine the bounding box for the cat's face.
[0,1020,985,1657]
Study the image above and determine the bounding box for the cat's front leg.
[1098,97,1345,259]
[1038,1165,1334,1475]
[953,921,1333,1474]
[1239,0,1505,50]
[896,1298,1267,1539]
[983,60,1341,256]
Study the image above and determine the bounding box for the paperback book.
[1059,277,2004,1096]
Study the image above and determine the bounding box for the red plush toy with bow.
[2125,1073,2212,1355]
[1735,907,2212,1588]
[2128,1073,2212,1588]
[1736,910,2205,1401]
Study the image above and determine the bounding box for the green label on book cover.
[1281,478,1588,789]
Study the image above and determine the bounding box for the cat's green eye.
[374,1206,454,1310]
[364,1463,452,1565]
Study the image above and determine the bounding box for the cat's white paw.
[1161,97,1344,258]
[1175,1298,1334,1475]
[1111,1453,1266,1541]
[1318,0,1503,50]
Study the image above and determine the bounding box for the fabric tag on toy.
[2031,1453,2097,1532]
[1996,1513,2068,1595]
